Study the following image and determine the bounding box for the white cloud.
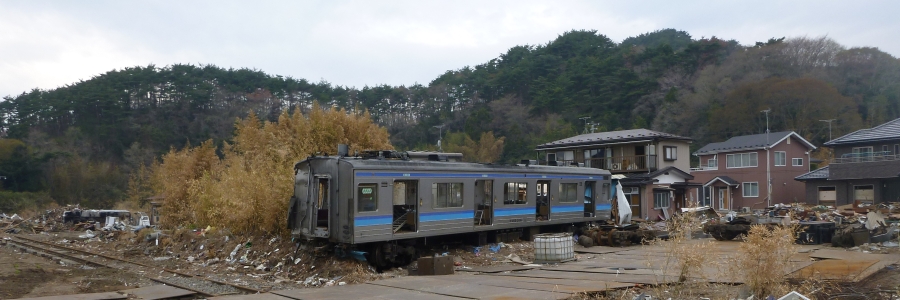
[1,0,898,97]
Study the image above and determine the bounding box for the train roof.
[296,156,611,176]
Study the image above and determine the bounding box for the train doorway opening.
[313,175,330,238]
[584,181,596,217]
[475,180,493,225]
[392,180,418,233]
[536,180,550,221]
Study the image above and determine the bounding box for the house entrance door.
[717,187,729,210]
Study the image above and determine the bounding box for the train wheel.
[596,231,607,246]
[373,244,388,270]
[607,229,618,246]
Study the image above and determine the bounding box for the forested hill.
[1,29,900,207]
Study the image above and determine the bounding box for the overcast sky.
[1,1,898,98]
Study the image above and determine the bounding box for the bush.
[0,191,54,215]
[729,225,798,297]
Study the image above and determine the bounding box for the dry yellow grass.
[728,224,798,297]
[139,104,392,235]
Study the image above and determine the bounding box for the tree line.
[1,29,899,210]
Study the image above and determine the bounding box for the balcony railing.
[554,155,657,172]
[832,152,900,164]
[690,166,718,171]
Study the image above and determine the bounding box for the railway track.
[2,235,264,297]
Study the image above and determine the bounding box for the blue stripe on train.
[354,215,392,226]
[596,203,612,210]
[494,207,533,217]
[550,205,582,213]
[355,172,605,180]
[419,210,473,222]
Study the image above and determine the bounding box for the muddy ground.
[1,229,898,299]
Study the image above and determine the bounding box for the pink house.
[692,131,816,210]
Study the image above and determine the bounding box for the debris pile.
[697,201,899,246]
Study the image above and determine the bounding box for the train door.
[392,180,418,233]
[313,175,331,238]
[475,180,493,225]
[584,181,596,217]
[536,180,550,221]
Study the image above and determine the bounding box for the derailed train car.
[288,150,612,266]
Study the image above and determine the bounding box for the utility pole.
[433,124,445,152]
[579,117,591,134]
[761,109,771,207]
[819,119,837,140]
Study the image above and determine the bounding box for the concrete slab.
[574,246,631,254]
[17,292,127,300]
[443,275,631,293]
[369,276,569,299]
[272,283,464,300]
[120,285,196,300]
[209,293,292,300]
[494,269,674,284]
[544,265,666,276]
[809,249,900,263]
[458,264,538,273]
[792,259,881,282]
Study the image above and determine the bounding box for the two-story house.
[692,131,816,211]
[795,118,900,206]
[535,129,699,220]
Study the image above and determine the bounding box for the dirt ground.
[1,228,898,299]
[0,245,151,299]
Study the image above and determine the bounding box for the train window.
[357,184,378,212]
[504,182,527,205]
[559,183,578,203]
[432,183,463,208]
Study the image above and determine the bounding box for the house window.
[547,153,557,162]
[742,182,759,197]
[792,158,803,166]
[707,158,717,169]
[895,144,899,155]
[504,182,527,205]
[357,184,378,212]
[726,153,758,168]
[884,145,890,153]
[654,192,670,208]
[774,151,786,166]
[664,146,677,161]
[701,186,712,207]
[432,183,463,208]
[559,183,578,203]
[852,147,874,162]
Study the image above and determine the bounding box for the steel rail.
[7,235,264,295]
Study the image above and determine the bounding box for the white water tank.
[533,233,574,264]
